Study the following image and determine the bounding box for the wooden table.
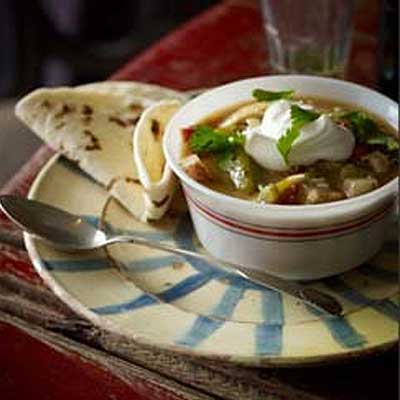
[0,1,398,399]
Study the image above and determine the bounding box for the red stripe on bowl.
[184,189,393,240]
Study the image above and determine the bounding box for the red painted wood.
[0,246,42,283]
[0,322,142,400]
[0,322,185,400]
[111,3,268,90]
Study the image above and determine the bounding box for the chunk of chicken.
[362,151,390,173]
[342,176,378,198]
[304,187,345,204]
[218,102,267,128]
[180,154,211,183]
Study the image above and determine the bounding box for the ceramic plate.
[25,155,399,366]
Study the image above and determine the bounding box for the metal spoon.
[0,195,343,316]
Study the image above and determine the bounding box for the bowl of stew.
[164,76,398,280]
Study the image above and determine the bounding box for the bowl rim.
[164,75,398,216]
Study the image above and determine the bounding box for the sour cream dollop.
[244,100,355,171]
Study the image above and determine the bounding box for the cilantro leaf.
[189,126,228,153]
[252,89,294,102]
[337,111,399,152]
[339,111,377,139]
[277,105,320,163]
[189,125,244,153]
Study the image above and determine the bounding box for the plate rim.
[24,153,398,367]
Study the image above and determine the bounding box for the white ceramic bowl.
[164,76,398,280]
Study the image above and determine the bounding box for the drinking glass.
[260,0,355,78]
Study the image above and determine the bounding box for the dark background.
[0,0,398,100]
[0,0,219,99]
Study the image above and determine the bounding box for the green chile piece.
[218,149,257,193]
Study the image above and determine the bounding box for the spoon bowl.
[0,195,106,250]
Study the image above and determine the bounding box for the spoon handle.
[108,235,343,316]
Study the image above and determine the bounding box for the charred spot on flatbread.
[151,119,161,139]
[152,195,170,208]
[82,115,93,125]
[85,143,101,151]
[105,177,119,191]
[55,103,75,118]
[108,116,128,127]
[129,103,144,113]
[83,129,101,151]
[41,100,52,109]
[81,104,93,115]
[127,116,140,125]
[125,177,140,184]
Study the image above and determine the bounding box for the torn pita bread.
[15,81,187,221]
[76,81,185,105]
[133,100,182,220]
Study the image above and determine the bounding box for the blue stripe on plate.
[158,272,217,303]
[92,293,157,315]
[176,285,245,347]
[322,316,367,348]
[373,299,400,321]
[43,258,109,271]
[211,285,245,319]
[255,289,284,355]
[261,289,284,325]
[255,324,283,355]
[176,316,224,347]
[324,277,399,321]
[308,306,366,348]
[124,256,182,272]
[91,272,217,315]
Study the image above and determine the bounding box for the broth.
[181,94,398,205]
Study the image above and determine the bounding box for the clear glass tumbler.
[260,0,355,78]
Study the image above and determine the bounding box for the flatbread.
[15,81,187,221]
[133,100,182,220]
[76,81,186,105]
